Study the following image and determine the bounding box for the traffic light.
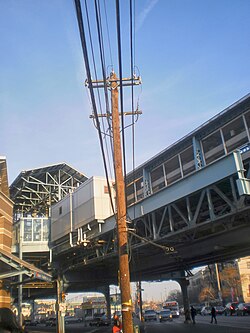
[62,291,66,302]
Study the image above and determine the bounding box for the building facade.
[0,157,13,307]
[237,256,250,303]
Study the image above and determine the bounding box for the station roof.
[10,163,88,216]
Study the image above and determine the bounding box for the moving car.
[224,302,239,316]
[201,306,211,316]
[143,310,157,322]
[64,316,82,324]
[89,314,110,326]
[215,306,225,315]
[159,309,173,322]
[236,303,250,316]
[45,317,56,326]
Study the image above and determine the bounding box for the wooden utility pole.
[110,72,133,333]
[88,71,141,333]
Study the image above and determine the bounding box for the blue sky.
[1,0,250,298]
[1,0,250,184]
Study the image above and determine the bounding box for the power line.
[94,0,114,165]
[74,0,115,215]
[104,0,114,71]
[85,0,114,180]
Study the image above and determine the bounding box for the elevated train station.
[2,93,250,319]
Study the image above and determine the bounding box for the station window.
[202,130,225,165]
[222,116,248,153]
[164,155,181,185]
[180,146,195,176]
[42,219,49,241]
[23,219,32,242]
[135,177,144,201]
[59,206,62,215]
[126,182,136,206]
[33,219,42,241]
[150,165,165,193]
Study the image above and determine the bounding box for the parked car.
[64,316,82,324]
[159,309,173,322]
[200,306,211,316]
[45,317,56,326]
[236,303,250,316]
[24,319,38,326]
[215,306,225,315]
[89,314,110,326]
[143,310,157,321]
[224,302,239,316]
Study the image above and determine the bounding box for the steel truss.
[10,163,88,217]
[56,170,250,278]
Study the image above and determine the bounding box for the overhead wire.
[84,0,105,133]
[94,0,114,149]
[74,0,115,215]
[128,230,177,254]
[104,0,114,71]
[92,0,114,179]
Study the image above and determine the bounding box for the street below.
[26,314,250,333]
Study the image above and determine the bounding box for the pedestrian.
[112,318,122,333]
[190,306,197,324]
[211,306,217,324]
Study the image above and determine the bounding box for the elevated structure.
[9,95,250,308]
[0,158,52,307]
[50,93,250,291]
[51,176,115,245]
[10,163,88,268]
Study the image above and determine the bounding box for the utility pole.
[88,72,141,333]
[136,281,143,321]
[111,71,133,333]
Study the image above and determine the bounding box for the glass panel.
[126,183,136,206]
[23,219,32,242]
[180,146,195,176]
[164,156,181,185]
[42,219,49,241]
[33,219,41,241]
[150,165,165,193]
[135,177,144,201]
[202,130,225,164]
[222,116,248,152]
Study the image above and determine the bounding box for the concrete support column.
[102,285,111,320]
[177,277,191,323]
[30,300,35,321]
[56,278,65,333]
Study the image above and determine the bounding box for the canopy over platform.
[10,163,88,217]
